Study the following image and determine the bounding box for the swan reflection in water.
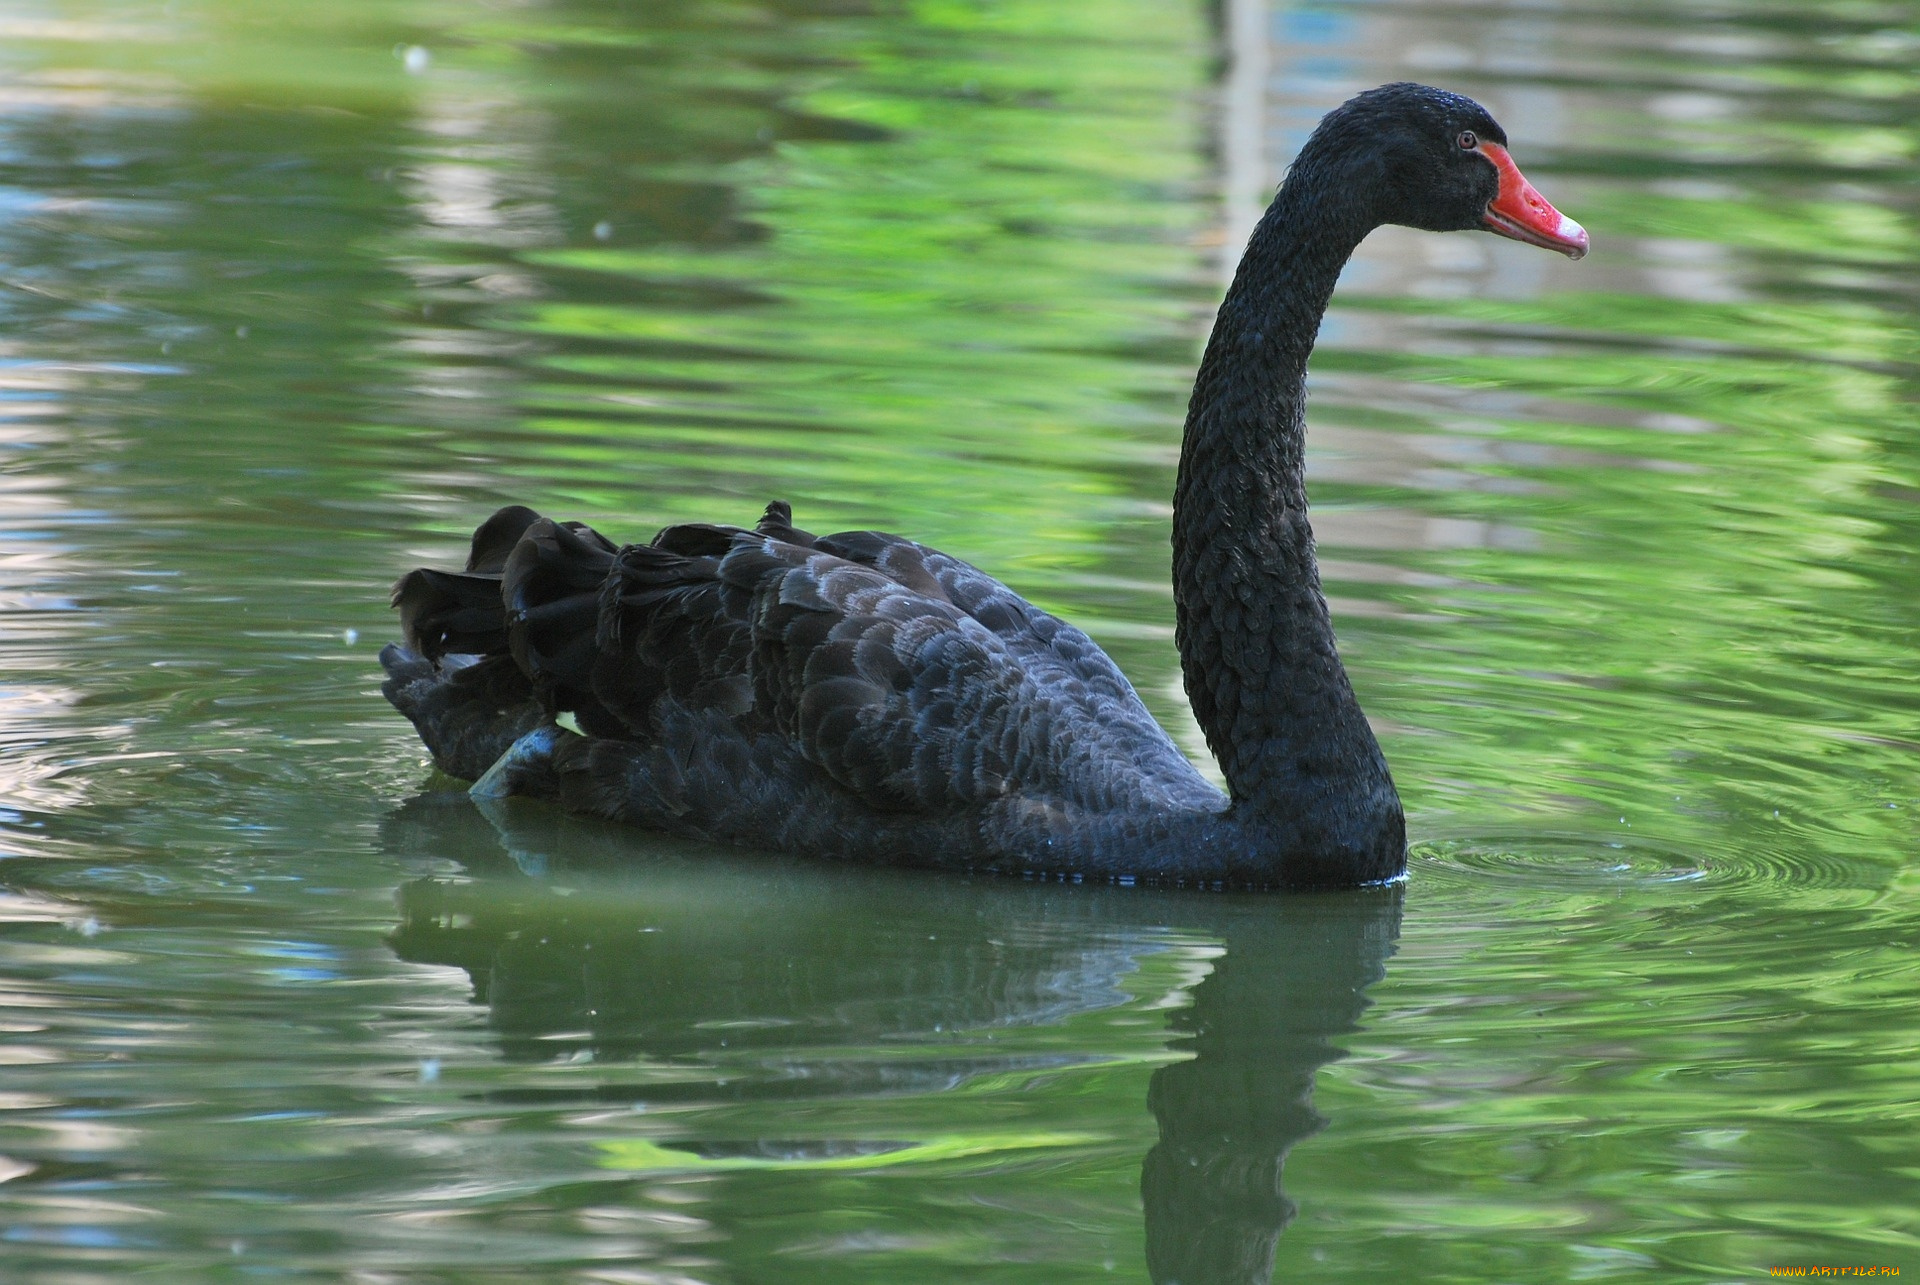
[383,792,1402,1284]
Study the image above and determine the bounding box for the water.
[1,0,1916,1279]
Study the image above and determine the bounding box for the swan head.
[1299,82,1589,260]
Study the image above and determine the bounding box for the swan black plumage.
[380,83,1587,889]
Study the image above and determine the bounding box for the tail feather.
[385,506,624,775]
[754,499,816,546]
[393,567,508,658]
[501,518,620,731]
[380,644,545,781]
[385,498,824,777]
[466,505,544,573]
[649,523,742,558]
[390,504,547,659]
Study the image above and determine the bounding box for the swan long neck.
[1172,175,1404,876]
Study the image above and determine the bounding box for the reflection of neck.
[1141,889,1402,1283]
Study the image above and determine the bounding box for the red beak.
[1478,142,1588,259]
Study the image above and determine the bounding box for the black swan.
[380,83,1587,889]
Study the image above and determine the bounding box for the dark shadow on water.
[381,789,1402,1284]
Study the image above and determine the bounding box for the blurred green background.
[0,0,1915,1280]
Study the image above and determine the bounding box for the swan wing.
[780,520,1180,775]
[590,526,1072,810]
[397,503,1215,815]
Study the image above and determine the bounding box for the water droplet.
[402,45,430,75]
[593,221,613,241]
[417,1058,440,1083]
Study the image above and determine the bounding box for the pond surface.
[1,0,1917,1280]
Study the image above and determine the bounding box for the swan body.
[381,83,1586,889]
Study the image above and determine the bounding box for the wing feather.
[396,499,1215,818]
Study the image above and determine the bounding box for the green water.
[0,0,1916,1279]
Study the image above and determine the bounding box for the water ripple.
[1412,834,1879,893]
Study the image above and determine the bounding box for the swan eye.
[1457,130,1478,151]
